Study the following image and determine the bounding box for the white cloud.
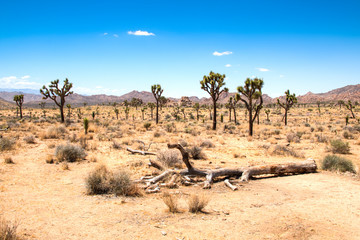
[257,68,270,72]
[225,64,232,67]
[0,75,42,89]
[280,74,285,78]
[127,30,155,36]
[213,51,233,56]
[103,32,108,36]
[113,34,119,38]
[250,75,256,78]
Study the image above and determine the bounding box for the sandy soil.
[1,139,360,240]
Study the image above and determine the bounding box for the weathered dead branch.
[126,147,156,155]
[138,143,317,192]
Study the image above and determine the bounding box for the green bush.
[322,155,356,173]
[330,139,350,154]
[55,144,86,162]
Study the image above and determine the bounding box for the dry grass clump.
[0,218,22,240]
[162,192,180,213]
[322,155,356,173]
[199,139,215,148]
[157,149,183,168]
[315,134,328,143]
[269,145,304,158]
[112,140,122,149]
[188,194,209,213]
[330,139,350,154]
[86,165,141,196]
[4,157,14,164]
[342,131,354,139]
[286,132,300,143]
[23,135,36,144]
[41,125,67,139]
[187,146,206,160]
[0,137,15,151]
[55,144,86,162]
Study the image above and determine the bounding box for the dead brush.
[268,145,304,158]
[0,218,21,240]
[188,194,209,213]
[162,192,180,213]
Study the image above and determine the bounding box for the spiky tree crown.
[200,71,228,100]
[277,89,297,108]
[13,95,24,106]
[151,84,163,101]
[237,78,263,100]
[40,78,73,107]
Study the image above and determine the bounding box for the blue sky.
[1,0,359,98]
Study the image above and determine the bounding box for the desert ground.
[1,104,360,240]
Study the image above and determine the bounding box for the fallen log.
[126,147,156,156]
[138,143,317,191]
[167,143,317,188]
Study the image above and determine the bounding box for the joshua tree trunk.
[156,100,159,124]
[233,108,237,124]
[284,109,288,126]
[213,99,217,130]
[249,107,253,136]
[229,108,232,122]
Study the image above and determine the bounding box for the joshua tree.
[13,94,24,119]
[66,104,72,118]
[159,96,167,110]
[193,103,200,121]
[265,109,271,121]
[124,106,129,120]
[225,100,232,122]
[337,100,344,109]
[83,118,89,135]
[277,90,297,126]
[141,107,147,120]
[345,100,356,118]
[181,108,186,120]
[130,98,143,110]
[40,78,73,123]
[316,101,321,114]
[200,71,228,130]
[114,108,119,120]
[232,95,240,124]
[237,78,264,136]
[39,102,46,117]
[148,102,156,120]
[151,84,164,124]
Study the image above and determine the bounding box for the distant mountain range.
[1,84,360,108]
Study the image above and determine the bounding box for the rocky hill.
[1,84,360,107]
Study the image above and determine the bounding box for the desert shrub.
[23,135,36,144]
[304,123,311,127]
[86,165,141,196]
[110,170,140,196]
[269,145,304,158]
[112,140,122,149]
[178,139,188,147]
[4,157,14,164]
[286,132,300,143]
[0,218,21,240]
[322,155,356,173]
[330,139,350,154]
[315,134,328,143]
[273,129,281,135]
[188,146,206,160]
[165,123,176,133]
[0,137,15,151]
[317,126,324,132]
[42,125,67,139]
[143,122,151,130]
[162,192,179,213]
[199,139,215,148]
[153,131,162,138]
[55,144,86,162]
[342,131,354,139]
[188,194,209,213]
[86,165,111,194]
[157,149,182,168]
